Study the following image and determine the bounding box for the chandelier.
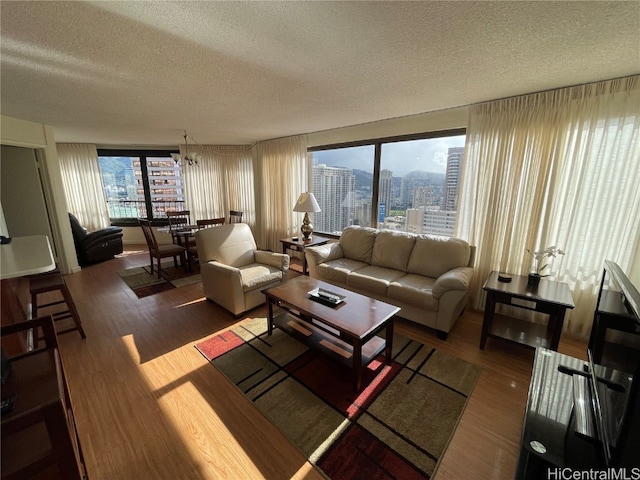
[171,130,200,166]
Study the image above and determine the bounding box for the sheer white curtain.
[457,75,640,336]
[57,143,110,231]
[253,135,308,251]
[182,145,254,226]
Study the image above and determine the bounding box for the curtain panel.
[57,143,110,231]
[457,75,640,336]
[253,135,308,251]
[182,145,254,227]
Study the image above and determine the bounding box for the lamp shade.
[293,192,321,213]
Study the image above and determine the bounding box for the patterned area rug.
[118,263,201,298]
[196,317,481,479]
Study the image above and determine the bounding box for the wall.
[0,115,79,273]
[122,225,172,245]
[0,145,52,238]
[307,106,467,147]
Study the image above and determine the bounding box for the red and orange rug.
[196,317,480,479]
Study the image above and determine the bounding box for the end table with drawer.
[280,235,330,275]
[480,271,575,351]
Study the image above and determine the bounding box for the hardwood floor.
[54,246,587,479]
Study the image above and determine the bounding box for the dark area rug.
[196,317,481,479]
[118,263,201,298]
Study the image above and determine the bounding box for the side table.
[280,236,329,275]
[480,271,574,351]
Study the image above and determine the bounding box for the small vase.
[527,273,541,287]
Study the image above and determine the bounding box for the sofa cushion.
[407,235,471,278]
[317,258,368,284]
[388,274,439,310]
[371,230,416,272]
[347,266,406,297]
[339,226,377,263]
[239,263,283,292]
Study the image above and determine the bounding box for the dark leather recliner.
[68,213,123,266]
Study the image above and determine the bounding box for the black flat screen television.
[584,260,640,468]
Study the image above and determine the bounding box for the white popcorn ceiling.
[1,1,638,147]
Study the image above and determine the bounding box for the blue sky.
[313,134,465,177]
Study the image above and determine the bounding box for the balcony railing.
[106,200,186,220]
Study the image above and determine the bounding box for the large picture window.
[309,129,466,236]
[97,149,182,224]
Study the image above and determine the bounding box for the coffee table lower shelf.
[272,311,387,368]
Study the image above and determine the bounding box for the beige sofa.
[305,226,475,339]
[195,223,289,317]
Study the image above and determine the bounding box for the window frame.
[308,128,466,232]
[97,149,179,227]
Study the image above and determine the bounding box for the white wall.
[0,145,52,239]
[307,106,467,147]
[0,115,79,273]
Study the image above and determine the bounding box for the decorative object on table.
[308,287,346,306]
[170,130,200,166]
[497,272,512,282]
[526,245,565,287]
[293,192,321,240]
[196,317,481,480]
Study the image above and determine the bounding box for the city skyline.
[313,135,465,177]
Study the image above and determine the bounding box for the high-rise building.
[443,147,464,211]
[423,209,456,236]
[312,164,356,234]
[405,207,456,236]
[412,186,437,209]
[378,169,393,218]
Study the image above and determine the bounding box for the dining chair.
[186,218,227,270]
[229,210,243,224]
[196,218,226,229]
[166,210,195,247]
[139,219,187,279]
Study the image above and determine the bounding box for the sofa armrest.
[305,243,343,265]
[255,250,290,271]
[432,266,474,299]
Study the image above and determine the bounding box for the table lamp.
[293,192,321,241]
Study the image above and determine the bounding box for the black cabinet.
[515,348,633,479]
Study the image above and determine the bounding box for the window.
[309,130,466,236]
[311,145,374,235]
[97,149,183,224]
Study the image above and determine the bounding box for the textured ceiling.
[1,1,639,147]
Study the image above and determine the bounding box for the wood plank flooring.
[55,246,587,479]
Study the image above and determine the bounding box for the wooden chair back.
[166,210,191,243]
[139,218,159,253]
[197,218,226,229]
[229,210,243,224]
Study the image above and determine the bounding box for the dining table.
[157,225,198,247]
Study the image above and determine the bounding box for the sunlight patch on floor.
[175,297,207,308]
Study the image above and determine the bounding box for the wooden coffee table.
[263,276,400,391]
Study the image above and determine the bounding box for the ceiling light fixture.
[171,130,200,166]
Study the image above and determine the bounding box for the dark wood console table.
[480,271,574,351]
[515,348,632,479]
[1,316,87,479]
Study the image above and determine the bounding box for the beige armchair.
[195,223,289,317]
